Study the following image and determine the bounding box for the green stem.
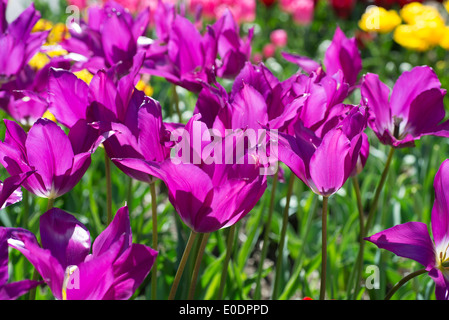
[47,197,55,211]
[384,268,427,300]
[272,174,295,299]
[320,196,329,300]
[150,182,158,300]
[352,176,364,240]
[126,176,133,212]
[22,189,30,228]
[364,147,395,236]
[351,147,395,298]
[217,224,237,300]
[254,171,279,299]
[172,84,183,123]
[168,230,197,300]
[188,233,210,300]
[105,150,113,225]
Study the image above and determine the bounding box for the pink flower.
[279,0,315,25]
[190,0,256,23]
[263,43,276,58]
[270,29,288,47]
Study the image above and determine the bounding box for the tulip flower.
[274,105,368,197]
[0,1,48,80]
[358,6,402,34]
[114,115,267,233]
[0,227,41,300]
[365,159,449,300]
[6,206,157,300]
[0,118,113,199]
[329,0,356,19]
[282,26,362,89]
[360,65,449,148]
[61,0,150,74]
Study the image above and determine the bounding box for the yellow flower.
[135,79,154,97]
[400,2,444,25]
[393,24,432,51]
[358,6,402,34]
[47,23,70,45]
[32,19,53,32]
[28,52,50,70]
[445,1,449,14]
[74,69,94,85]
[440,26,449,50]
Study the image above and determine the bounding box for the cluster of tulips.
[1,0,449,301]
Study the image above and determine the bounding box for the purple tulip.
[274,106,368,196]
[282,26,362,89]
[0,2,48,80]
[0,171,35,210]
[114,115,267,233]
[0,227,42,300]
[0,118,113,199]
[48,52,172,183]
[6,206,157,300]
[142,5,217,93]
[361,66,449,148]
[61,0,150,74]
[365,159,449,300]
[211,9,253,79]
[195,62,307,133]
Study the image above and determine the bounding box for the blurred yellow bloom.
[440,26,449,50]
[400,2,444,25]
[42,110,57,122]
[136,79,154,97]
[28,52,50,70]
[445,1,449,14]
[393,24,432,51]
[358,6,402,33]
[47,23,70,45]
[74,69,94,85]
[32,19,53,32]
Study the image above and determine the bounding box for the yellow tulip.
[135,79,154,97]
[400,2,444,25]
[74,69,94,85]
[393,24,432,51]
[28,52,50,70]
[358,6,402,34]
[440,26,449,50]
[42,110,57,123]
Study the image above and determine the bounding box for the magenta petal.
[25,119,75,197]
[0,171,34,209]
[0,279,42,300]
[428,268,449,300]
[102,244,157,300]
[281,51,321,74]
[47,69,89,129]
[92,206,132,258]
[309,128,351,196]
[39,208,91,269]
[431,159,449,248]
[390,66,442,121]
[7,228,65,299]
[230,83,268,130]
[365,221,436,269]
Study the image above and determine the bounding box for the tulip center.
[392,116,404,139]
[62,265,79,300]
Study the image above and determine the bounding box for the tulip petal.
[365,221,436,269]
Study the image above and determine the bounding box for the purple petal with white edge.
[365,221,436,270]
[281,51,321,74]
[40,208,90,269]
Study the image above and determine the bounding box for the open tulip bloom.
[274,105,368,197]
[0,118,113,199]
[366,159,449,300]
[361,65,449,148]
[5,206,157,300]
[114,115,268,233]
